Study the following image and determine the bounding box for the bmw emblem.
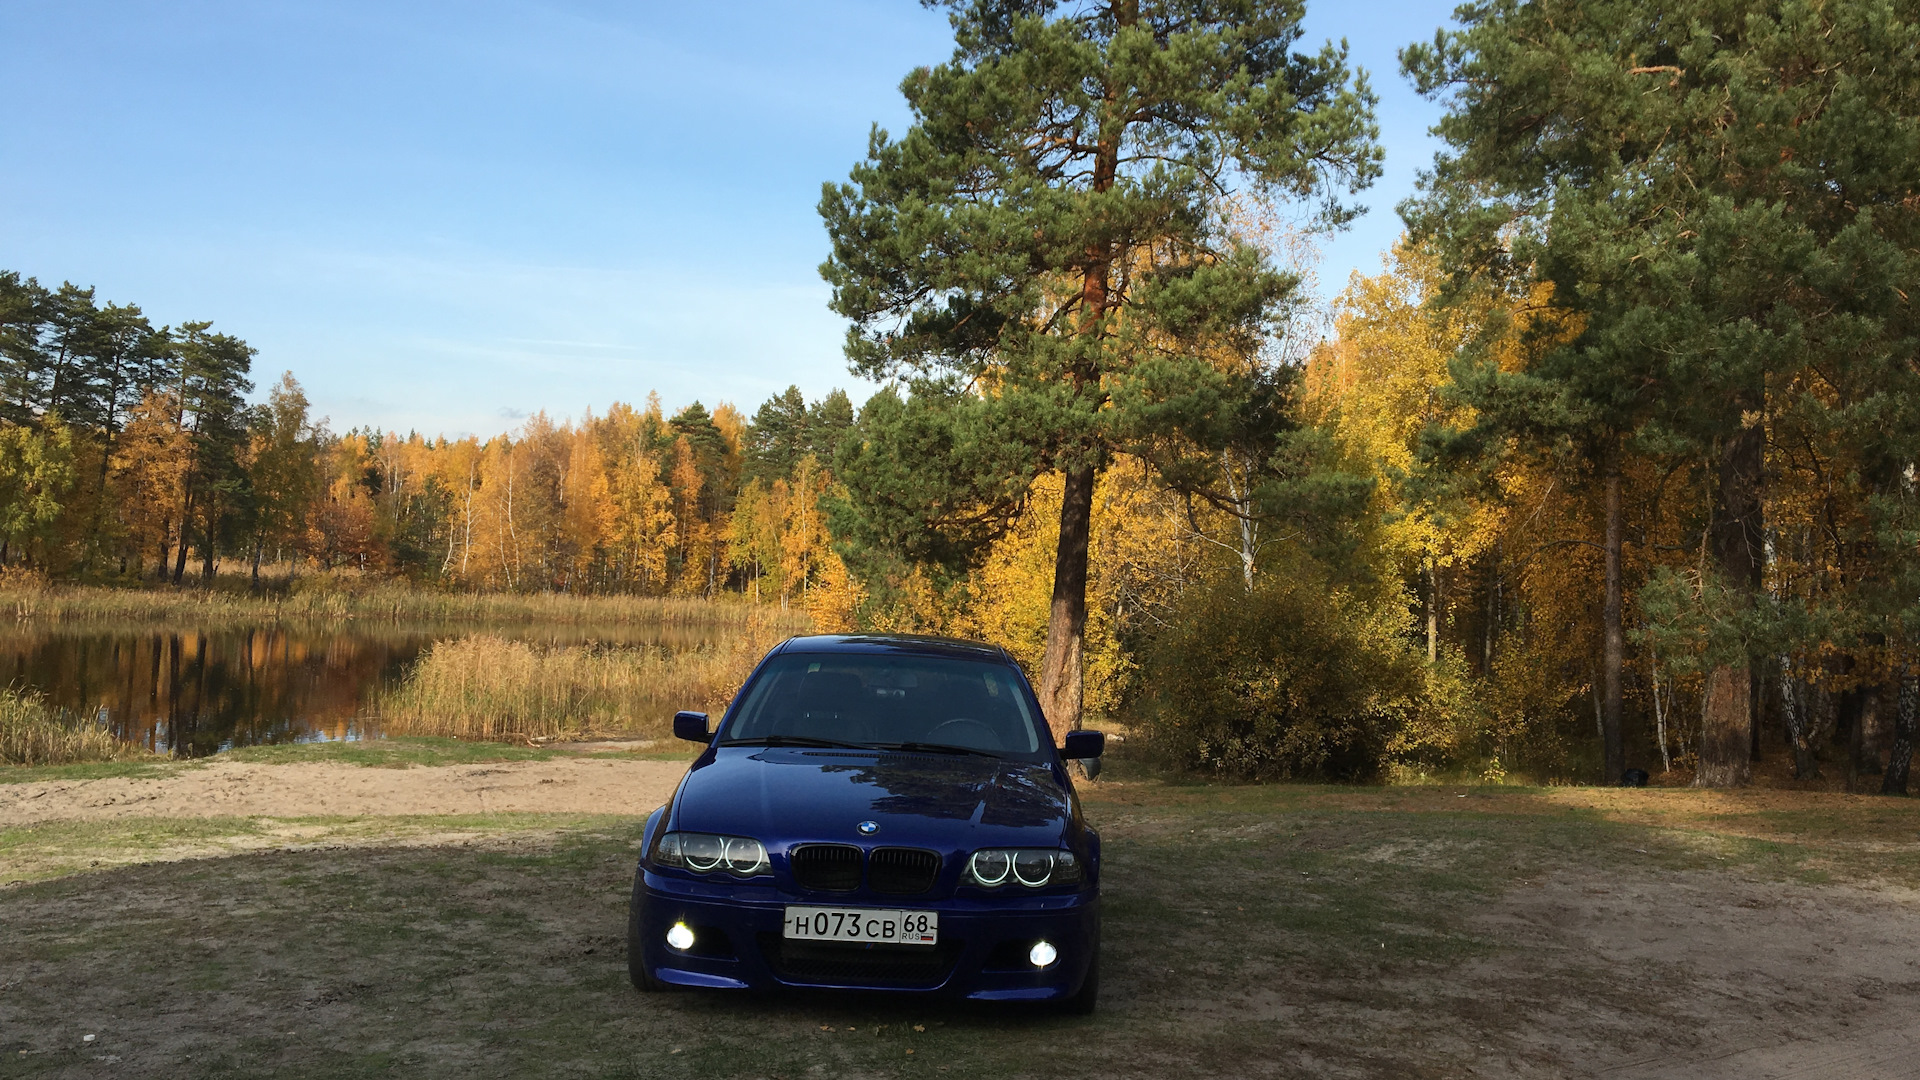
[856,820,880,836]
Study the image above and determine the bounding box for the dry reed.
[374,613,794,741]
[1,580,808,631]
[0,688,150,766]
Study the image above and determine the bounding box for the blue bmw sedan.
[627,633,1104,1011]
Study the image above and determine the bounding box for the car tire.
[627,868,670,993]
[1059,938,1100,1015]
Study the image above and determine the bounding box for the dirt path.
[0,758,688,825]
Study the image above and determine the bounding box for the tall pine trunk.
[1038,463,1094,743]
[1035,81,1122,744]
[201,505,217,582]
[171,524,192,583]
[1697,421,1764,787]
[1883,668,1916,797]
[1602,461,1625,783]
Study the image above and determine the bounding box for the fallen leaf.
[913,1024,925,1033]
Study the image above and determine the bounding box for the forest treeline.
[0,269,860,619]
[8,0,1920,790]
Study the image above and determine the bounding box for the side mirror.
[1061,730,1105,760]
[673,711,711,743]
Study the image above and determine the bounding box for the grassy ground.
[0,735,697,786]
[0,738,540,784]
[2,751,1917,1078]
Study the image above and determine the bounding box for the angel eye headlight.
[1013,850,1056,886]
[723,837,768,875]
[968,849,1011,886]
[653,832,771,877]
[680,833,724,872]
[965,848,1083,888]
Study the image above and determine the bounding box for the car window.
[721,653,1044,756]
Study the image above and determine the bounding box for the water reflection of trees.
[0,627,414,755]
[0,622,713,756]
[818,759,1066,829]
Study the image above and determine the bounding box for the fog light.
[1029,940,1058,967]
[666,922,695,951]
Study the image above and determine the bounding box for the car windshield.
[720,653,1046,758]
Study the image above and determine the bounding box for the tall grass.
[0,688,150,766]
[373,613,793,741]
[1,579,808,630]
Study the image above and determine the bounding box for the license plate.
[783,906,938,946]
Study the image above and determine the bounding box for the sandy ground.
[1471,871,1920,1079]
[0,758,688,825]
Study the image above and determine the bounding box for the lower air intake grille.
[790,844,863,892]
[759,934,962,988]
[867,847,940,895]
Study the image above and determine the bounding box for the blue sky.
[0,0,1455,438]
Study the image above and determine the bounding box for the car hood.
[672,746,1072,849]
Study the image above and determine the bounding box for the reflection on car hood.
[673,747,1071,847]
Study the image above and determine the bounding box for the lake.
[0,622,710,756]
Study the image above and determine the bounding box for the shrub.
[1130,574,1424,780]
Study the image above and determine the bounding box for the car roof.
[774,633,1014,663]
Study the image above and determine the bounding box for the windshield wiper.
[873,741,1004,759]
[719,736,873,750]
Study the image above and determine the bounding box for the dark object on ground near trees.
[630,633,1102,1011]
[1620,769,1649,788]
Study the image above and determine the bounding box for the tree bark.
[1602,462,1625,783]
[1883,668,1916,797]
[200,510,216,582]
[1697,665,1753,787]
[1426,559,1439,663]
[1038,464,1095,742]
[171,519,192,584]
[1779,662,1819,780]
[1697,420,1765,786]
[1841,688,1866,792]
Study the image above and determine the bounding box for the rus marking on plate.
[857,820,879,836]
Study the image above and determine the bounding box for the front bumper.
[636,868,1099,1001]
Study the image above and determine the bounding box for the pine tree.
[821,0,1379,735]
[166,322,255,583]
[745,386,812,483]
